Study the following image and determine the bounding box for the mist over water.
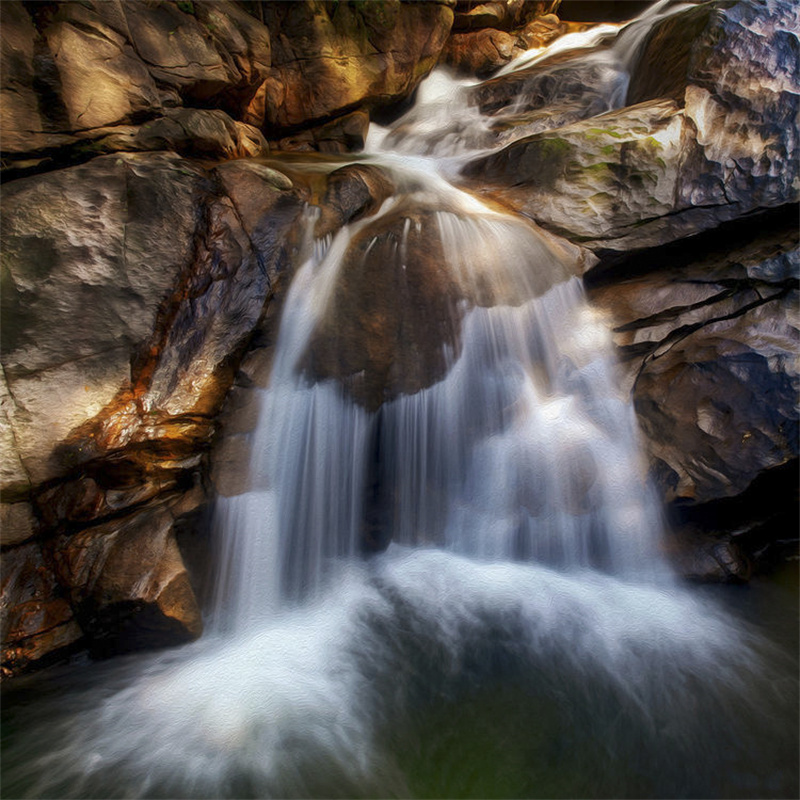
[2,3,798,798]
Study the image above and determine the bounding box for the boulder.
[452,0,560,31]
[134,108,269,159]
[0,0,272,171]
[1,150,303,674]
[261,0,454,131]
[304,185,584,410]
[45,503,203,657]
[315,163,395,239]
[304,204,463,412]
[588,210,799,506]
[0,543,83,677]
[441,12,568,77]
[463,0,800,253]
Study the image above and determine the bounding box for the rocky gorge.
[1,0,797,691]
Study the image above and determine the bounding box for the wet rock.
[1,149,303,675]
[441,11,568,77]
[304,205,463,412]
[0,543,83,677]
[666,529,753,583]
[464,0,800,253]
[589,211,799,505]
[135,108,268,159]
[315,163,395,239]
[261,0,454,131]
[304,192,583,410]
[47,504,203,657]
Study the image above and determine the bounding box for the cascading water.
[2,4,797,799]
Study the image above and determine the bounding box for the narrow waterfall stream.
[2,5,797,799]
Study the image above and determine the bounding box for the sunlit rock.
[135,108,268,159]
[314,163,395,239]
[464,0,800,252]
[46,504,203,657]
[1,149,304,673]
[304,185,583,410]
[261,0,454,130]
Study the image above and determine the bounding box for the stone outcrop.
[259,0,455,132]
[1,151,305,675]
[0,0,273,174]
[463,0,799,253]
[588,209,799,506]
[441,11,570,77]
[0,0,456,173]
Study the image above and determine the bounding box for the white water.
[374,0,692,161]
[3,3,797,798]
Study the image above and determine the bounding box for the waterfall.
[2,4,796,799]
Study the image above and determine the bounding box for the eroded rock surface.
[1,150,304,675]
[260,0,454,132]
[464,0,799,252]
[589,209,799,506]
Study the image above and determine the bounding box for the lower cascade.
[1,3,797,799]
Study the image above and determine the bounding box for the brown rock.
[304,191,582,410]
[2,147,305,673]
[1,543,83,676]
[0,1,74,154]
[0,501,36,548]
[1,152,211,485]
[315,163,395,239]
[0,0,272,170]
[47,504,202,656]
[135,108,268,159]
[441,28,523,76]
[441,12,567,76]
[304,204,463,411]
[262,0,454,131]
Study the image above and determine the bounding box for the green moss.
[583,162,612,174]
[534,137,571,157]
[176,1,195,15]
[587,127,624,139]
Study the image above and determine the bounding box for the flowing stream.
[2,4,798,798]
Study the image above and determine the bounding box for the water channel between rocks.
[2,3,798,798]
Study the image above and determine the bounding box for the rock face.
[0,0,455,173]
[2,0,798,676]
[588,209,799,506]
[0,0,273,174]
[464,0,799,253]
[441,3,569,77]
[260,0,455,131]
[1,151,305,675]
